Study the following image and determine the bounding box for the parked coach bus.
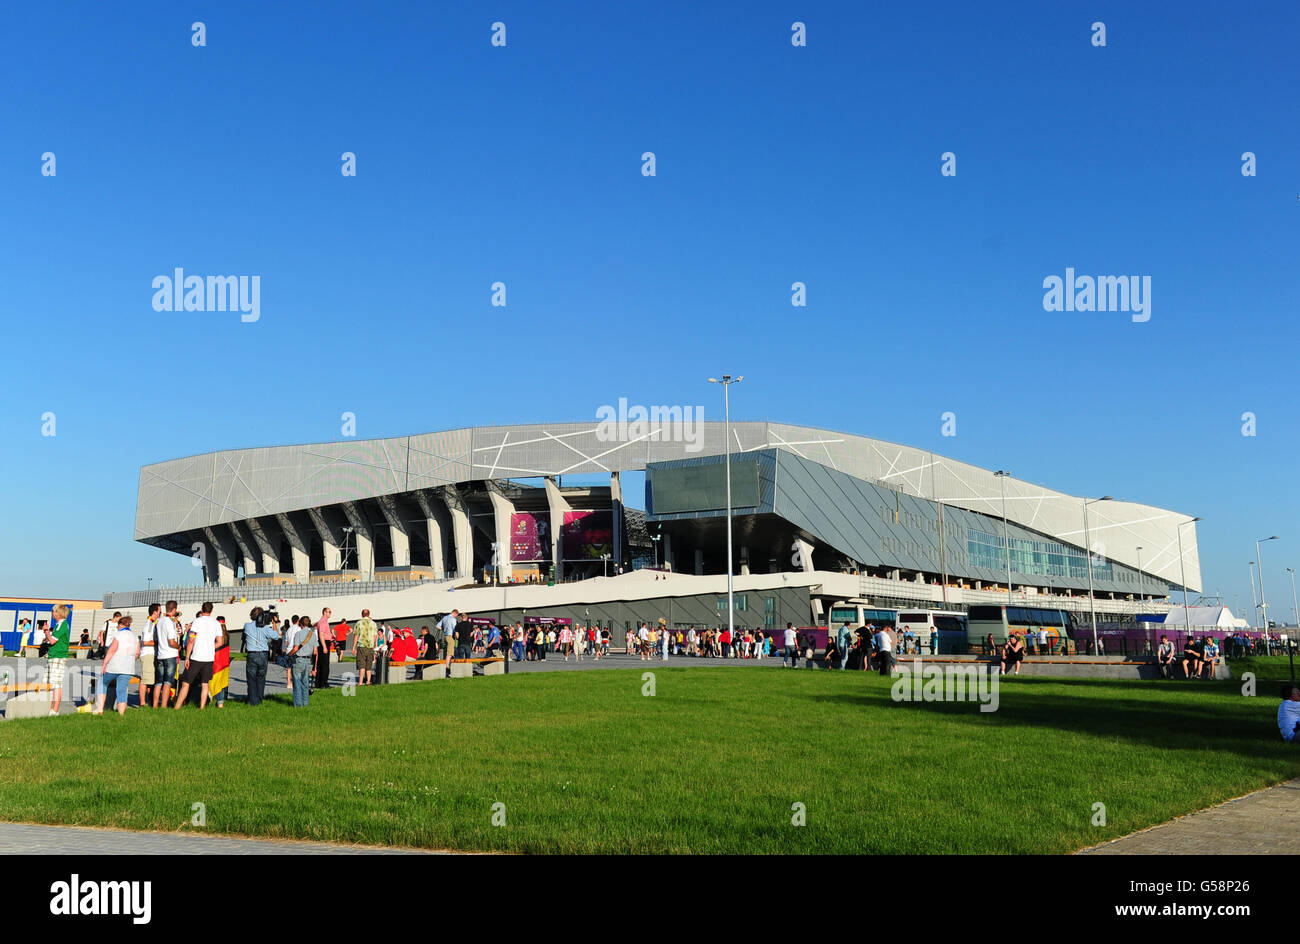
[966,605,1077,654]
[896,609,969,654]
[827,602,897,631]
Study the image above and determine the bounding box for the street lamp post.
[993,471,1012,606]
[651,533,662,569]
[1256,536,1280,632]
[1176,516,1202,647]
[1082,496,1113,656]
[708,375,743,639]
[602,552,610,579]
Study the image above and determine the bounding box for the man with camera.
[243,606,281,706]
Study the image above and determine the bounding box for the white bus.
[895,609,968,654]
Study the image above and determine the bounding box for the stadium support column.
[413,490,449,579]
[663,533,676,572]
[246,517,282,575]
[340,503,375,580]
[544,476,571,582]
[793,536,822,621]
[227,522,260,576]
[610,471,625,570]
[376,495,411,567]
[200,526,238,586]
[441,485,474,580]
[485,481,516,583]
[306,507,343,571]
[274,513,311,584]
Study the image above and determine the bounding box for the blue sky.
[1,0,1296,618]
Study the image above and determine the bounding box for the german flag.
[210,640,231,700]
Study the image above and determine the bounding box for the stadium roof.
[134,421,1201,590]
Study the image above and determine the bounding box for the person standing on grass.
[872,624,895,676]
[174,602,224,710]
[137,602,159,708]
[313,608,333,691]
[836,623,853,670]
[243,606,279,707]
[283,616,300,694]
[43,604,73,715]
[94,615,139,716]
[352,609,379,686]
[286,614,317,707]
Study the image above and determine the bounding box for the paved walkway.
[1081,778,1300,854]
[0,822,440,854]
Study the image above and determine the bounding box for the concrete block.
[73,649,88,661]
[386,663,409,684]
[449,661,474,678]
[416,667,447,681]
[330,651,340,665]
[482,660,505,676]
[4,691,53,720]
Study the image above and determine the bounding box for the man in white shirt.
[153,601,181,707]
[438,610,459,671]
[173,602,225,710]
[1279,683,1300,743]
[638,624,650,661]
[783,623,798,667]
[873,624,895,675]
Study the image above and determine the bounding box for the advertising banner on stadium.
[561,510,613,560]
[510,513,546,562]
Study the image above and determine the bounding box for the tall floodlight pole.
[993,471,1012,606]
[1135,546,1143,601]
[1082,496,1113,656]
[1177,516,1202,645]
[1286,567,1298,680]
[1257,536,1280,632]
[709,375,742,638]
[1249,562,1259,629]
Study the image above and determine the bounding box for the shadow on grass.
[801,679,1298,765]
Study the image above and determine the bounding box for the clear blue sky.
[2,0,1297,620]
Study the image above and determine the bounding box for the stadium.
[117,419,1200,634]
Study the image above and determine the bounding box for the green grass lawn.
[1227,655,1298,685]
[0,668,1294,853]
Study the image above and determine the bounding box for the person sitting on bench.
[1156,635,1175,679]
[1180,636,1203,680]
[1278,683,1300,742]
[999,633,1025,676]
[1201,636,1220,679]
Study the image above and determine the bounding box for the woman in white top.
[95,617,141,715]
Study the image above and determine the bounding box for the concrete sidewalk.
[1080,778,1300,854]
[0,822,442,854]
